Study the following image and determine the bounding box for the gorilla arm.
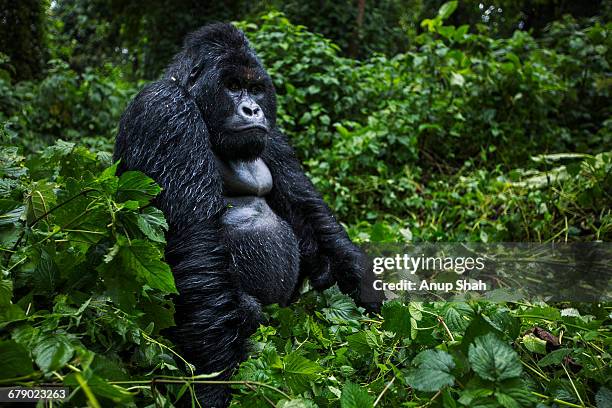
[262,128,366,300]
[115,80,261,406]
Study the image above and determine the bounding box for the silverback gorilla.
[114,23,367,407]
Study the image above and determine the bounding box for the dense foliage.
[0,2,610,407]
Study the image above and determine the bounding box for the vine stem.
[531,391,588,408]
[110,378,292,400]
[373,377,395,406]
[245,383,276,407]
[562,363,585,407]
[436,316,455,342]
[3,188,99,267]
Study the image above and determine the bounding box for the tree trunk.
[0,0,47,81]
[348,0,366,58]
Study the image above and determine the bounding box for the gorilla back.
[114,22,366,407]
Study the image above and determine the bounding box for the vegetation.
[0,1,610,407]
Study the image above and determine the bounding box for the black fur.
[114,23,366,407]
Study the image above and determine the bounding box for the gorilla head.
[164,23,277,161]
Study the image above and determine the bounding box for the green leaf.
[468,333,522,382]
[0,340,34,379]
[438,1,458,20]
[277,398,318,408]
[41,140,75,159]
[282,353,321,392]
[484,308,520,339]
[596,386,612,408]
[347,331,373,356]
[538,349,572,367]
[499,381,536,407]
[340,382,374,408]
[442,388,457,408]
[120,239,177,294]
[33,334,74,373]
[0,279,13,305]
[0,204,24,226]
[405,349,456,392]
[116,171,161,205]
[444,303,473,332]
[496,392,521,408]
[522,334,547,355]
[322,290,362,324]
[450,72,465,87]
[461,314,501,353]
[381,300,411,337]
[457,380,494,406]
[0,304,25,326]
[65,372,133,403]
[522,306,561,321]
[26,181,56,225]
[32,249,58,293]
[0,146,26,178]
[136,207,168,243]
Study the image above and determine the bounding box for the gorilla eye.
[249,84,265,94]
[226,78,242,92]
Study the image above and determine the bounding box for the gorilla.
[114,23,368,407]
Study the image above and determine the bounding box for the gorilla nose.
[239,101,262,119]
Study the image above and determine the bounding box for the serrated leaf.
[381,300,411,336]
[120,239,177,294]
[41,140,75,159]
[596,386,612,408]
[484,308,519,339]
[33,335,74,372]
[136,207,168,243]
[444,303,473,332]
[0,178,19,197]
[0,340,34,379]
[0,204,24,226]
[405,349,456,392]
[468,333,522,382]
[116,171,161,205]
[322,291,361,324]
[282,353,321,392]
[0,146,27,178]
[340,382,374,408]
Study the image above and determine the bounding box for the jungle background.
[0,1,610,407]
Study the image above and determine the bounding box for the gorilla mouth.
[231,124,269,133]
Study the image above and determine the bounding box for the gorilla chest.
[217,157,273,198]
[216,157,300,305]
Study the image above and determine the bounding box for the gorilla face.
[170,24,277,161]
[211,66,272,161]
